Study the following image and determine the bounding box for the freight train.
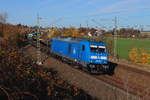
[26,33,111,74]
[50,37,110,74]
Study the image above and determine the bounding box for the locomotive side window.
[82,45,85,51]
[68,44,72,53]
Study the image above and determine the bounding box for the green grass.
[86,36,150,59]
[116,38,150,59]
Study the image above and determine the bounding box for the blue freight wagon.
[50,37,110,74]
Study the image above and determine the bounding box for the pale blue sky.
[0,0,150,29]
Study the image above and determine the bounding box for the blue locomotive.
[50,37,109,74]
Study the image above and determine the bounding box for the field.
[86,36,150,59]
[116,38,150,59]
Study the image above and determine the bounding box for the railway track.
[73,63,150,99]
[94,75,149,99]
[26,39,150,100]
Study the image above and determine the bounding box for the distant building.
[140,31,150,37]
[88,32,92,36]
[95,30,104,36]
[88,30,104,36]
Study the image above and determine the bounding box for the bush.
[139,49,150,65]
[129,47,150,65]
[0,39,97,100]
[129,48,139,63]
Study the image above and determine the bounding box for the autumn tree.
[139,48,150,65]
[129,48,139,63]
[129,47,150,65]
[0,13,7,38]
[117,28,140,37]
[48,27,61,38]
[78,27,88,33]
[0,23,3,37]
[62,27,81,37]
[0,13,7,24]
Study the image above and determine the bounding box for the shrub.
[0,39,97,100]
[139,48,150,65]
[129,47,150,65]
[129,48,139,63]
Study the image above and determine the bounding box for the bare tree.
[0,12,7,37]
[0,12,7,24]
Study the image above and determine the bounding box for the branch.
[0,86,11,100]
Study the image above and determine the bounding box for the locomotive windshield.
[90,45,106,53]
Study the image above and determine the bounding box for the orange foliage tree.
[129,47,150,65]
[62,27,81,37]
[48,27,61,38]
[139,48,150,65]
[129,48,139,63]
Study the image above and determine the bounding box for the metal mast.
[113,17,118,58]
[36,14,42,65]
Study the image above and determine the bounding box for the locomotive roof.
[53,37,105,44]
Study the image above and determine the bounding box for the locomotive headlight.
[90,56,98,59]
[100,57,107,60]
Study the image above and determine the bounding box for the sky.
[0,0,150,30]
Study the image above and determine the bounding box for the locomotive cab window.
[68,44,72,53]
[90,45,106,53]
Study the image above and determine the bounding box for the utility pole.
[87,20,89,28]
[80,24,82,28]
[36,14,42,65]
[140,25,144,32]
[113,16,118,58]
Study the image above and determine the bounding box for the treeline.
[46,27,104,38]
[46,27,145,39]
[0,22,145,40]
[105,28,141,38]
[0,23,30,40]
